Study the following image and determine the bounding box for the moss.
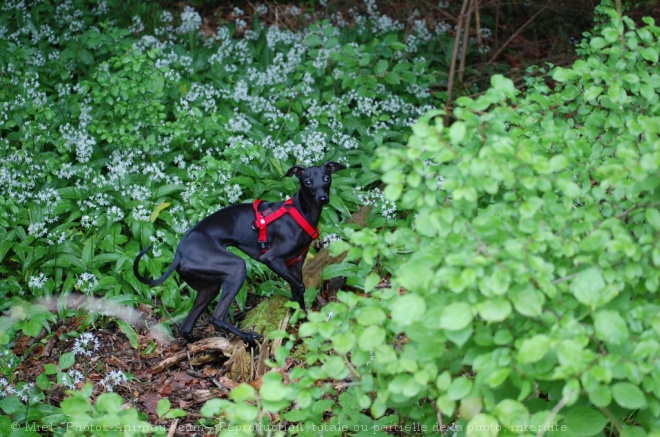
[240,293,290,334]
[289,341,309,363]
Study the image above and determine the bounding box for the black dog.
[133,162,345,343]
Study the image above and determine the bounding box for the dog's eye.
[323,176,330,183]
[304,179,312,186]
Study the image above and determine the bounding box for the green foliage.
[59,384,164,436]
[205,9,660,436]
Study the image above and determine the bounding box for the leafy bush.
[0,0,463,434]
[207,9,660,436]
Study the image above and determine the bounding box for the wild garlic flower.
[64,370,84,389]
[72,332,100,357]
[177,6,201,35]
[99,370,128,392]
[75,273,98,294]
[28,273,48,290]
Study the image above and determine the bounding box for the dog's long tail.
[133,246,181,287]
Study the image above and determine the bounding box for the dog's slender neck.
[293,190,323,226]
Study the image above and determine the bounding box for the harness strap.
[252,198,320,263]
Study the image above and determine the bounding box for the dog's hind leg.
[207,250,262,343]
[178,246,261,343]
[177,277,220,343]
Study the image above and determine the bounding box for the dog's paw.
[239,330,262,343]
[179,329,197,343]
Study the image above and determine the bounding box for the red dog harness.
[252,198,319,266]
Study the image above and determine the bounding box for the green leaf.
[593,310,629,345]
[570,267,607,307]
[517,335,551,363]
[229,384,256,402]
[374,59,388,75]
[466,414,499,437]
[116,319,139,349]
[494,399,529,431]
[59,352,76,370]
[363,273,381,292]
[646,208,660,230]
[332,331,356,355]
[611,382,647,409]
[157,398,171,418]
[590,37,608,50]
[447,376,473,401]
[449,121,466,145]
[587,384,612,407]
[509,285,544,317]
[357,306,387,326]
[306,34,322,47]
[439,302,474,331]
[322,262,357,280]
[260,373,288,402]
[436,395,455,416]
[358,326,386,350]
[95,392,123,413]
[200,398,227,417]
[476,297,511,322]
[391,294,426,327]
[561,406,607,436]
[640,47,658,63]
[491,74,517,96]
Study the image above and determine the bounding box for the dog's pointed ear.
[323,162,346,174]
[285,165,306,178]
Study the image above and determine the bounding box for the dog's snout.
[317,194,329,204]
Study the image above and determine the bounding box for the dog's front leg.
[260,253,306,310]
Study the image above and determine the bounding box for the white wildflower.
[72,332,100,357]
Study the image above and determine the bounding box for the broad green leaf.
[518,335,551,363]
[358,325,386,350]
[332,331,356,355]
[449,121,466,145]
[494,399,529,431]
[447,376,473,401]
[95,392,123,413]
[439,302,474,331]
[459,397,483,420]
[229,384,256,402]
[646,208,660,230]
[306,34,322,47]
[491,74,517,96]
[593,310,629,345]
[156,398,171,418]
[357,306,387,326]
[466,414,499,437]
[363,273,381,292]
[59,352,76,370]
[509,285,544,317]
[561,406,607,437]
[563,378,581,406]
[587,385,612,407]
[570,267,606,307]
[260,373,288,402]
[391,294,426,327]
[590,37,608,50]
[640,46,659,63]
[487,368,511,388]
[611,382,647,409]
[476,297,511,322]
